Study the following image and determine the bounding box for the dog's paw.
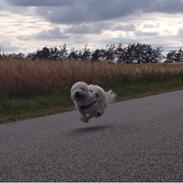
[94,112,102,117]
[80,116,89,123]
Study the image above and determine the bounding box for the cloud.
[2,0,183,53]
[34,0,148,24]
[177,27,183,36]
[7,0,74,7]
[135,30,159,36]
[6,0,183,24]
[143,23,160,28]
[65,22,111,34]
[19,27,68,41]
[0,41,19,53]
[113,24,136,31]
[102,34,183,52]
[147,0,183,13]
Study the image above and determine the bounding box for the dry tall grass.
[0,59,183,97]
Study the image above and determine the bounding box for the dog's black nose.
[75,91,81,98]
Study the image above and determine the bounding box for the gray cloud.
[2,0,183,53]
[102,34,182,52]
[19,27,68,41]
[35,27,68,40]
[146,0,183,13]
[113,24,136,31]
[135,31,159,36]
[7,0,183,24]
[65,22,111,34]
[178,27,183,36]
[7,0,74,7]
[34,0,149,24]
[143,23,160,28]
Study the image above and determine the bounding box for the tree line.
[0,43,183,63]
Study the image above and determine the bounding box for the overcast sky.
[0,0,183,53]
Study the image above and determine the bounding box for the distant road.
[0,90,183,181]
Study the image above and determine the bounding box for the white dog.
[71,81,116,122]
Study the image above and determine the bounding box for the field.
[0,59,183,123]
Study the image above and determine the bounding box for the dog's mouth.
[74,91,86,100]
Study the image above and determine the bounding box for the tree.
[24,43,167,63]
[34,47,50,59]
[125,43,163,64]
[58,44,68,60]
[68,48,80,60]
[166,49,183,63]
[48,47,60,60]
[176,49,183,62]
[105,44,116,62]
[91,49,106,61]
[81,44,91,61]
[116,43,127,63]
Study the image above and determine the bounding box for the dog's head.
[71,81,89,102]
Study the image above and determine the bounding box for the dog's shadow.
[69,125,114,136]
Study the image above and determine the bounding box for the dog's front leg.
[94,102,105,118]
[80,114,90,123]
[94,109,104,117]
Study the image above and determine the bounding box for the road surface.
[0,90,183,181]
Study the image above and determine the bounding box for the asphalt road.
[0,90,183,181]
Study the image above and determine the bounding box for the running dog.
[71,81,116,122]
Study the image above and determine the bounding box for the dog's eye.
[95,93,99,98]
[89,89,93,92]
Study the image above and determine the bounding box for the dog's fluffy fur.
[71,81,116,122]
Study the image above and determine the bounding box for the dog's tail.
[105,90,117,104]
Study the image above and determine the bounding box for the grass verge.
[0,78,183,124]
